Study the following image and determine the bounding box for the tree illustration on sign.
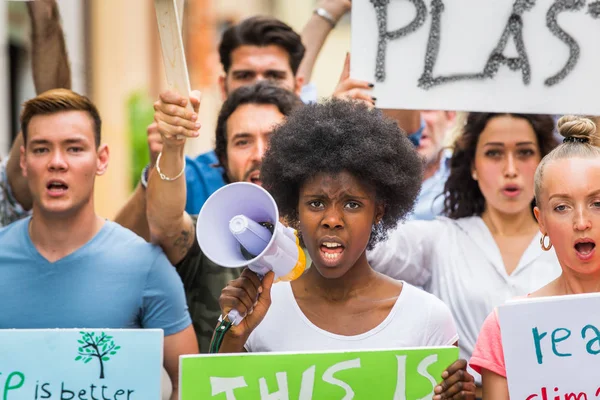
[75,331,121,379]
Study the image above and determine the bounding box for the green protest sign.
[180,347,458,399]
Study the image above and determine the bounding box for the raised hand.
[332,53,376,107]
[153,90,202,144]
[146,122,162,168]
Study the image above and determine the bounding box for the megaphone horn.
[196,182,306,325]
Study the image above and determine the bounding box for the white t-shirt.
[245,281,458,352]
[367,216,561,382]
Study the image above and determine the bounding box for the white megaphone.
[196,182,306,325]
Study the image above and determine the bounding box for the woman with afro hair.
[217,99,476,399]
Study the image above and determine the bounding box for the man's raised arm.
[6,0,72,215]
[298,0,351,84]
[147,91,202,265]
[27,0,71,93]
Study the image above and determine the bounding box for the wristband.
[314,8,337,28]
[156,152,186,182]
[140,164,150,189]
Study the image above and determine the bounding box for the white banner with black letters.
[352,0,600,114]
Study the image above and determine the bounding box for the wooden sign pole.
[154,0,193,114]
[175,0,185,31]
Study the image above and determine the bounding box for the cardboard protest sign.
[0,329,163,400]
[351,0,600,114]
[180,347,458,400]
[498,293,600,399]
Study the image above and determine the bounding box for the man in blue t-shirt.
[0,89,197,400]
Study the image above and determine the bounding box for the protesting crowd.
[2,1,599,399]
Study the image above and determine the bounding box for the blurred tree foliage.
[127,91,154,190]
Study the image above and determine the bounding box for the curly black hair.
[261,99,423,249]
[443,113,558,219]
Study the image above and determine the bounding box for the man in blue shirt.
[139,10,376,217]
[117,9,380,238]
[0,89,197,400]
[146,82,303,352]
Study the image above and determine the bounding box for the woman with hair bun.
[367,113,562,392]
[470,116,600,398]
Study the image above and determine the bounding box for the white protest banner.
[351,0,600,115]
[498,293,600,400]
[0,329,163,400]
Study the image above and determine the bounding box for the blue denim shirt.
[407,149,452,221]
[184,151,226,215]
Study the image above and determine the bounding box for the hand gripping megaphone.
[196,182,306,325]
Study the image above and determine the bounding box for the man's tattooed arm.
[173,222,196,259]
[157,212,197,265]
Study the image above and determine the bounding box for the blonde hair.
[20,89,102,147]
[534,115,600,203]
[443,111,467,148]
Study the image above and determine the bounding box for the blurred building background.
[0,0,351,219]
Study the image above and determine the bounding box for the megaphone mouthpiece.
[229,214,272,257]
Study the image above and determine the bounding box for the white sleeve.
[243,335,254,352]
[299,82,318,104]
[425,296,459,347]
[367,219,444,287]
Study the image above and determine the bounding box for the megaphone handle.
[227,270,266,326]
[227,309,244,326]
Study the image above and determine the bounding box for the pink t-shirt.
[470,295,530,378]
[469,309,506,377]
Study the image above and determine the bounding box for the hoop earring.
[540,233,552,251]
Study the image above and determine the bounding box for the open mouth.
[575,239,596,257]
[247,171,261,185]
[319,241,345,262]
[47,180,68,195]
[502,185,521,197]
